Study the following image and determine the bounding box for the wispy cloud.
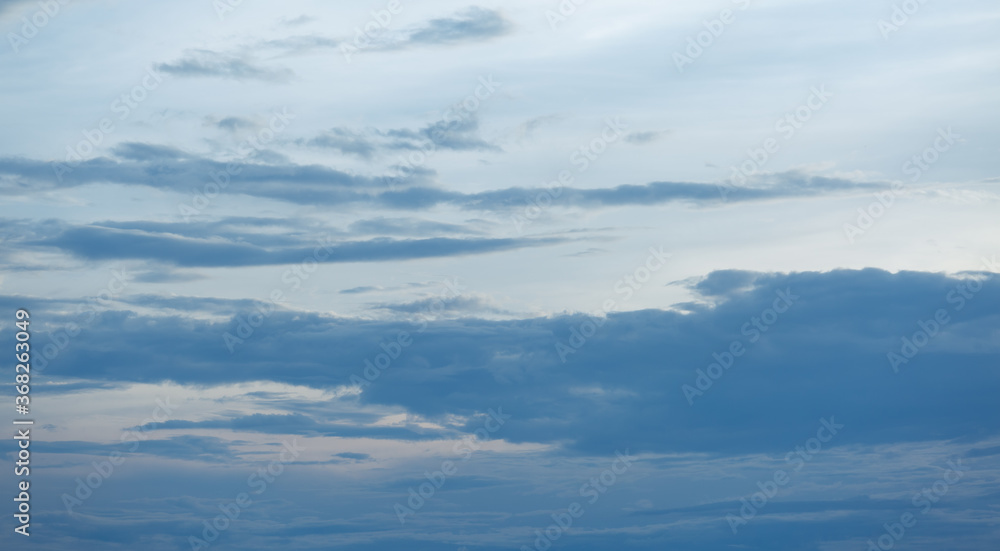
[156,49,294,82]
[0,149,892,212]
[307,113,500,159]
[401,6,511,47]
[32,225,566,267]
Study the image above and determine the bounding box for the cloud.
[2,215,500,271]
[339,282,439,295]
[7,1,1000,548]
[21,435,239,463]
[339,285,383,295]
[402,7,511,47]
[280,15,316,27]
[156,49,294,82]
[0,146,401,203]
[307,128,378,158]
[215,116,258,133]
[31,224,565,267]
[347,217,484,236]
[563,247,609,257]
[94,217,328,248]
[443,172,888,212]
[0,148,890,212]
[690,269,761,298]
[371,294,515,317]
[284,6,510,55]
[259,34,342,56]
[625,131,667,145]
[966,445,1000,458]
[412,114,500,152]
[116,294,282,315]
[308,113,500,159]
[111,143,191,162]
[333,452,371,461]
[16,268,1000,457]
[134,413,450,441]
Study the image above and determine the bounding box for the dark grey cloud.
[333,452,371,461]
[690,269,762,298]
[454,172,887,210]
[16,268,1000,456]
[111,143,191,162]
[156,49,294,82]
[377,172,887,212]
[402,7,511,47]
[308,113,500,159]
[2,215,505,272]
[31,224,565,267]
[0,146,401,203]
[216,116,258,132]
[339,285,382,295]
[0,148,887,212]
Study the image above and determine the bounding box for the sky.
[0,0,999,549]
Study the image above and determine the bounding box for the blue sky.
[1,0,999,549]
